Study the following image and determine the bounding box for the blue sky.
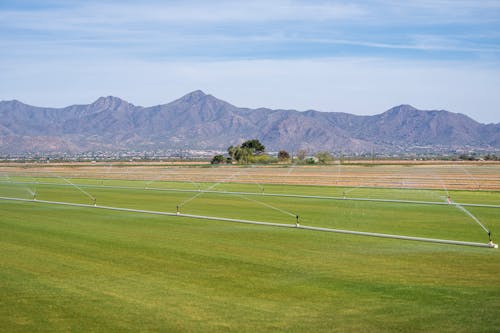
[1,0,500,123]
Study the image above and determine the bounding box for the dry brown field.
[1,161,499,190]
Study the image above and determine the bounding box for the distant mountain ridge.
[0,90,499,154]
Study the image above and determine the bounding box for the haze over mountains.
[0,90,499,154]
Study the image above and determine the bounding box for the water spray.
[233,191,297,220]
[145,173,166,189]
[52,172,97,206]
[432,174,496,247]
[177,168,246,209]
[28,173,38,200]
[460,166,481,190]
[248,165,265,194]
[450,198,497,248]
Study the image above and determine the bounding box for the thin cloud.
[1,1,499,124]
[1,0,499,60]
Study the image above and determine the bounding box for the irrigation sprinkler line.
[177,168,246,209]
[433,173,492,240]
[2,180,500,209]
[0,195,496,249]
[0,172,37,199]
[179,164,296,221]
[297,225,497,248]
[452,200,491,238]
[344,184,367,196]
[51,172,96,204]
[1,173,11,182]
[27,173,38,199]
[248,165,265,193]
[233,192,297,218]
[144,172,167,188]
[186,179,202,192]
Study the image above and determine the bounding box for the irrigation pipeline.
[0,196,497,249]
[2,180,500,209]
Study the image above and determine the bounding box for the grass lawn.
[0,179,499,332]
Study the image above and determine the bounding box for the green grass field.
[1,175,499,332]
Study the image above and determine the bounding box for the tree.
[224,139,267,164]
[227,145,237,160]
[241,139,265,155]
[210,154,225,164]
[315,151,333,164]
[234,147,253,164]
[278,150,290,162]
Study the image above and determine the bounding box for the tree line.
[210,139,334,165]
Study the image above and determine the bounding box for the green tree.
[234,147,253,164]
[278,150,290,162]
[210,155,225,164]
[241,139,265,155]
[228,145,237,160]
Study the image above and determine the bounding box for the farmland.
[1,162,499,332]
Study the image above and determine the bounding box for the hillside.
[0,90,498,154]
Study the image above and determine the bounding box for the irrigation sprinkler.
[3,173,12,182]
[451,199,494,244]
[177,165,301,225]
[231,190,299,222]
[51,172,97,206]
[7,178,500,209]
[177,168,247,210]
[187,179,202,192]
[1,195,497,250]
[244,165,265,194]
[145,172,166,189]
[29,174,38,199]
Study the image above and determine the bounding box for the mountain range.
[1,90,499,154]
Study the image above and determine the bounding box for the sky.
[1,0,500,123]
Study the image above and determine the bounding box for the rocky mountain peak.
[0,99,29,108]
[385,104,419,114]
[0,92,498,153]
[90,96,133,110]
[179,90,208,103]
